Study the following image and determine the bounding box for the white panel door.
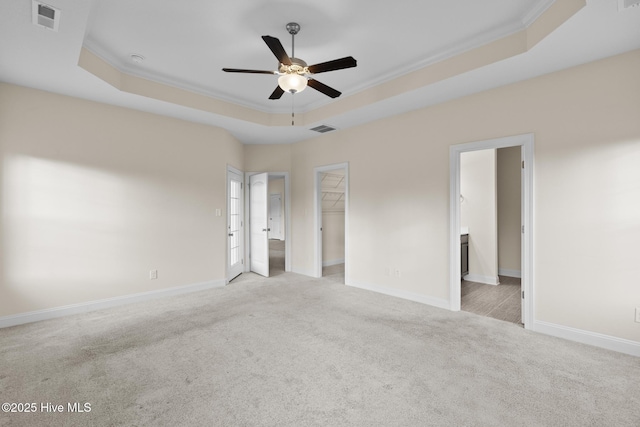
[250,173,269,277]
[521,146,525,325]
[227,169,244,282]
[269,193,282,240]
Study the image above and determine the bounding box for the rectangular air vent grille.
[619,0,640,10]
[32,1,61,32]
[310,124,337,133]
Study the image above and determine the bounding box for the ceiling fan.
[222,22,357,100]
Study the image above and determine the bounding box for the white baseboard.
[463,274,500,285]
[291,267,317,278]
[533,320,640,357]
[322,258,345,267]
[0,279,226,329]
[347,280,450,311]
[498,269,521,278]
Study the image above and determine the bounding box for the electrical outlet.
[635,308,640,323]
[149,269,158,280]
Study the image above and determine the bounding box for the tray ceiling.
[1,0,639,144]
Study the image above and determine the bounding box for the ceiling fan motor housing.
[279,58,309,75]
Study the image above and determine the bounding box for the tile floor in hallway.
[461,276,522,325]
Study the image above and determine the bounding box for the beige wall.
[244,144,291,173]
[461,149,498,284]
[281,49,640,342]
[0,83,243,317]
[497,146,522,275]
[3,49,639,346]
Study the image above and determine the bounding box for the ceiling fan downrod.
[286,22,300,59]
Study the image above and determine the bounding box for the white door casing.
[227,167,244,282]
[520,145,526,324]
[250,172,269,277]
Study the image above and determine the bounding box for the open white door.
[521,146,525,324]
[227,168,244,282]
[250,173,269,277]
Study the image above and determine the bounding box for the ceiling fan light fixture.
[222,22,356,100]
[278,73,307,94]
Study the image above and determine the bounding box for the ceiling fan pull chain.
[291,93,295,126]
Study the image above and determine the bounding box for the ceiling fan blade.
[269,86,285,100]
[222,68,276,75]
[262,36,292,66]
[307,79,342,98]
[308,56,357,74]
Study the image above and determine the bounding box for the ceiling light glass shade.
[278,73,307,94]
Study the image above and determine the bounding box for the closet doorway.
[268,176,286,276]
[314,163,349,284]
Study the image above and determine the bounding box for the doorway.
[449,134,534,329]
[244,171,291,278]
[268,176,286,276]
[314,163,349,283]
[459,147,522,324]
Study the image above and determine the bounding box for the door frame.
[314,162,349,282]
[449,133,534,328]
[244,171,291,273]
[226,165,244,283]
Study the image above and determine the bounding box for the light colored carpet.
[1,272,639,426]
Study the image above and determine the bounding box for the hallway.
[461,276,522,325]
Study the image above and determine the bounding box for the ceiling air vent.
[32,1,61,32]
[619,0,640,10]
[310,124,337,134]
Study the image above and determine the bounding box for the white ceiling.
[1,0,639,144]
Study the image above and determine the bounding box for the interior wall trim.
[0,280,226,329]
[291,268,316,277]
[348,280,450,311]
[322,258,345,267]
[463,274,500,286]
[498,268,522,278]
[533,320,640,357]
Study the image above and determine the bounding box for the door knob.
[228,233,233,237]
